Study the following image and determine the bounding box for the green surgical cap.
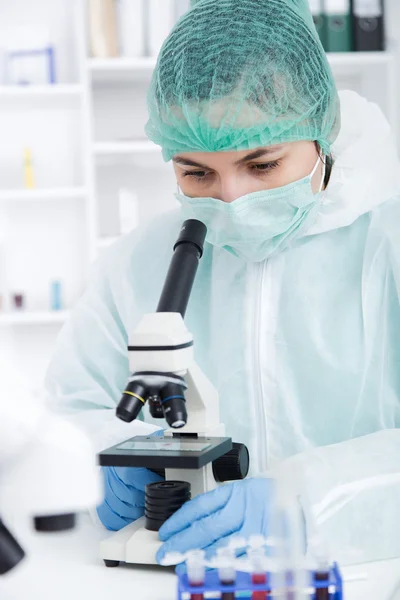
[145,0,341,162]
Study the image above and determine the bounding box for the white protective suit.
[45,91,400,565]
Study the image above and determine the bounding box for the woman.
[46,0,400,565]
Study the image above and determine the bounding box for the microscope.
[0,360,102,576]
[98,219,249,567]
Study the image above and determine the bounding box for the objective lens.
[149,395,164,419]
[159,381,187,428]
[116,380,148,423]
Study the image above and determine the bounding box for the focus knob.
[212,443,250,483]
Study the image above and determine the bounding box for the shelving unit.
[0,187,87,202]
[0,0,399,392]
[88,51,393,74]
[327,50,393,67]
[93,140,159,155]
[0,310,70,326]
[0,0,88,390]
[88,57,156,83]
[86,51,394,77]
[97,236,120,250]
[0,84,83,108]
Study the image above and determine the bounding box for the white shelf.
[87,53,393,83]
[0,84,83,109]
[93,140,160,155]
[97,236,120,249]
[88,57,156,83]
[327,51,393,69]
[0,187,87,202]
[0,310,70,326]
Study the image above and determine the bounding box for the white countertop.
[1,514,400,600]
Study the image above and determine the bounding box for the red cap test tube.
[216,546,237,600]
[186,550,206,600]
[248,547,269,600]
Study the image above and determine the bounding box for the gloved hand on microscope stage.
[156,478,275,564]
[97,431,164,531]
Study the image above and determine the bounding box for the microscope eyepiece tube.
[116,380,148,423]
[157,220,207,318]
[149,395,164,419]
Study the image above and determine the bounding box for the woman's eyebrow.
[173,145,284,169]
[234,146,284,164]
[173,157,209,169]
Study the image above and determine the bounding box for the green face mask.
[175,157,325,262]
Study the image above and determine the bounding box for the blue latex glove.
[156,478,273,564]
[97,431,164,531]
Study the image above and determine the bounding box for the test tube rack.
[177,563,343,599]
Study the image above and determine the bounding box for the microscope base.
[100,463,221,567]
[104,560,120,568]
[100,517,162,566]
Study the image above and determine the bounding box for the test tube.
[216,546,237,600]
[228,536,247,552]
[308,537,331,600]
[186,549,206,600]
[248,535,267,550]
[248,547,269,600]
[270,474,311,600]
[314,556,330,600]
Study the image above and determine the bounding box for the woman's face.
[173,140,324,202]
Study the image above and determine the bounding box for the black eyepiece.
[173,219,207,257]
[157,219,207,318]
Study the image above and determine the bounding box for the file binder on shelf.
[352,0,385,51]
[309,0,327,49]
[325,0,353,52]
[116,0,145,58]
[88,0,119,58]
[147,0,175,58]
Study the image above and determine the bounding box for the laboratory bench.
[1,513,400,600]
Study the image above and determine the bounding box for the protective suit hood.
[308,90,400,235]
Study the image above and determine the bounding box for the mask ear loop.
[310,155,326,194]
[310,155,321,179]
[319,159,326,193]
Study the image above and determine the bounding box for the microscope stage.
[98,436,232,469]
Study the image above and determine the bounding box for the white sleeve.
[268,198,400,567]
[267,429,400,566]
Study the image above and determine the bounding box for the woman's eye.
[251,160,280,173]
[182,170,209,180]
